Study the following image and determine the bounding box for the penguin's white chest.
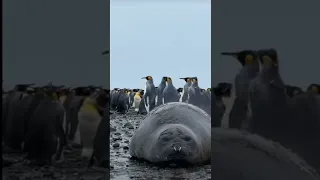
[78,104,101,158]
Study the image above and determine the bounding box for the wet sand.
[110,109,211,180]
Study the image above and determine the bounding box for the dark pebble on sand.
[113,143,120,148]
[113,137,122,141]
[114,132,121,136]
[124,122,134,129]
[110,127,116,132]
[123,146,129,150]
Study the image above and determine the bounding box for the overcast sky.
[212,0,320,89]
[110,0,211,89]
[3,0,109,90]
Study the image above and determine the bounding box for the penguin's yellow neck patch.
[81,102,98,113]
[51,93,58,100]
[262,55,277,66]
[311,86,319,93]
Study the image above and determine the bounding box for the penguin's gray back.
[163,84,179,103]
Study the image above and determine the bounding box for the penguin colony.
[214,48,320,173]
[2,78,212,167]
[3,48,320,179]
[110,76,212,117]
[2,83,110,167]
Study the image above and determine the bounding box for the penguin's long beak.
[141,77,147,79]
[102,50,109,55]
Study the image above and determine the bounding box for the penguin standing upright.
[117,89,129,114]
[3,83,35,151]
[156,77,167,106]
[220,50,260,129]
[141,76,156,113]
[248,48,288,142]
[138,90,148,115]
[162,77,180,104]
[78,91,108,158]
[187,77,202,106]
[133,90,142,112]
[179,77,192,102]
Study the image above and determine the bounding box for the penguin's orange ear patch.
[245,55,254,64]
[147,76,152,80]
[187,78,191,82]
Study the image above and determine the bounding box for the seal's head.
[148,124,202,166]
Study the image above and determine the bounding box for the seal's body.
[130,102,211,165]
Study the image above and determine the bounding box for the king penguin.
[187,77,202,107]
[179,77,192,102]
[287,83,320,171]
[78,91,108,158]
[220,50,260,129]
[141,76,156,113]
[162,77,180,104]
[156,76,167,106]
[247,48,290,145]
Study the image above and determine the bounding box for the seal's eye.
[184,136,191,141]
[162,137,170,142]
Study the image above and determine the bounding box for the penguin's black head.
[257,48,278,67]
[133,89,139,92]
[207,88,211,92]
[200,89,206,92]
[179,77,191,83]
[221,50,257,66]
[142,76,152,80]
[140,90,145,96]
[165,77,172,83]
[177,88,183,93]
[191,77,198,83]
[307,84,320,94]
[162,76,168,81]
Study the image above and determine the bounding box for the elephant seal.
[211,128,320,180]
[130,102,211,165]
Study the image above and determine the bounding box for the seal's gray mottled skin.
[211,128,320,180]
[130,102,211,164]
